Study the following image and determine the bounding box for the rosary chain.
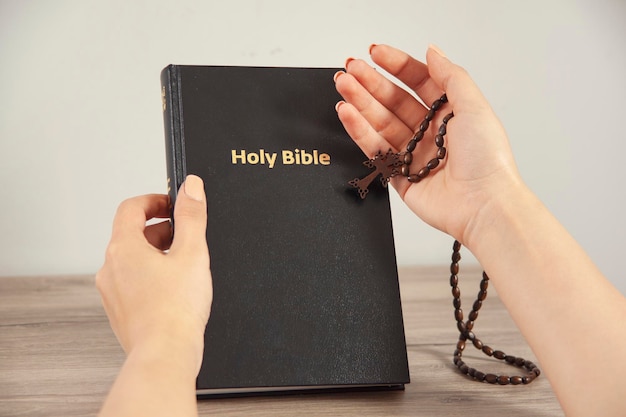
[403,94,541,384]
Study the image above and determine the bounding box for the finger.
[169,175,209,255]
[334,70,413,150]
[144,220,172,251]
[426,45,492,115]
[369,44,444,107]
[111,194,170,241]
[345,56,426,134]
[335,100,399,157]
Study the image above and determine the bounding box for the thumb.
[170,174,208,254]
[426,45,491,114]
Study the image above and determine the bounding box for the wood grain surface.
[0,266,564,416]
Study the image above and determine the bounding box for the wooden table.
[0,266,563,416]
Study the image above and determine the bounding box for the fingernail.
[184,175,204,202]
[335,101,345,112]
[344,57,355,70]
[368,44,378,54]
[429,44,447,58]
[333,70,345,82]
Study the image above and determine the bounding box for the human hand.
[334,44,526,247]
[96,175,212,373]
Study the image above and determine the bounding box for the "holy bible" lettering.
[231,149,331,168]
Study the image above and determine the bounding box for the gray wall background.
[1,0,625,295]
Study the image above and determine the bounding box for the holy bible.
[161,65,410,396]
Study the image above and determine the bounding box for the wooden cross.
[349,149,403,199]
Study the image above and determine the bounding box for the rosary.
[349,94,541,385]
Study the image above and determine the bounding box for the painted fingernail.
[333,70,345,82]
[335,101,345,112]
[344,57,355,70]
[429,44,447,58]
[368,44,378,54]
[184,174,204,202]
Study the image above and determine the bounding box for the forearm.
[98,336,201,417]
[467,184,626,417]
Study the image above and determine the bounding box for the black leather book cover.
[161,65,410,396]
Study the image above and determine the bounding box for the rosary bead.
[505,355,516,364]
[510,376,523,385]
[472,338,483,350]
[450,272,459,287]
[455,308,464,321]
[466,331,476,341]
[497,376,511,385]
[493,350,506,360]
[472,300,483,311]
[432,98,443,111]
[406,139,417,153]
[453,298,461,309]
[443,112,454,123]
[425,108,436,121]
[450,263,459,275]
[417,167,430,178]
[437,147,447,159]
[452,287,461,299]
[427,158,440,170]
[515,357,526,367]
[401,165,410,177]
[420,119,430,132]
[457,340,466,351]
[480,278,489,291]
[459,364,469,374]
[452,251,461,263]
[407,174,421,183]
[477,290,487,301]
[468,367,477,378]
[438,124,447,136]
[413,130,424,143]
[435,134,444,147]
[465,321,474,331]
[474,371,486,382]
[485,373,498,384]
[453,240,461,251]
[468,310,479,321]
[457,321,467,333]
[403,152,413,165]
[482,346,494,356]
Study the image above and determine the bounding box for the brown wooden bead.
[505,355,516,364]
[482,345,494,356]
[437,147,447,159]
[474,371,486,381]
[427,158,440,170]
[493,350,506,360]
[435,134,444,147]
[472,338,483,349]
[443,112,454,123]
[457,321,466,333]
[472,300,483,311]
[453,298,461,309]
[485,373,498,384]
[420,119,430,132]
[425,108,436,121]
[465,321,474,331]
[438,124,447,135]
[403,152,413,165]
[450,263,459,275]
[459,364,469,374]
[432,99,443,110]
[452,287,461,298]
[453,240,461,251]
[468,367,476,377]
[417,167,430,178]
[497,376,511,385]
[406,139,417,153]
[515,357,526,367]
[452,251,461,262]
[401,165,410,177]
[413,130,424,142]
[510,376,523,385]
[468,310,478,321]
[455,308,464,321]
[477,290,487,301]
[407,174,421,183]
[457,340,466,351]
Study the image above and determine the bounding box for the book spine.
[160,65,187,220]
